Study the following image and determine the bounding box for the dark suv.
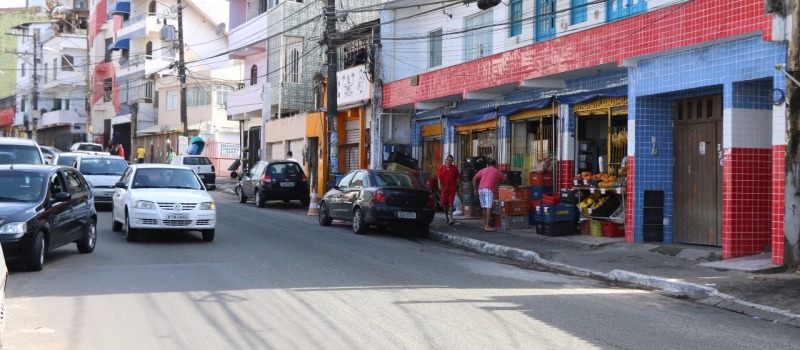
[236,160,310,208]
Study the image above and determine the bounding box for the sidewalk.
[215,178,800,328]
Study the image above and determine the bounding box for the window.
[259,0,268,13]
[20,63,25,77]
[570,0,588,24]
[216,85,234,107]
[61,55,74,71]
[267,35,281,86]
[250,65,258,85]
[285,36,302,83]
[166,90,179,110]
[53,98,62,110]
[145,80,154,99]
[104,38,113,62]
[44,63,48,84]
[535,0,556,42]
[145,42,153,59]
[103,78,113,102]
[509,0,523,37]
[464,11,493,61]
[65,99,70,110]
[607,0,647,22]
[53,58,58,80]
[20,98,26,112]
[428,29,442,68]
[148,1,156,14]
[63,170,87,193]
[121,48,129,64]
[187,86,211,107]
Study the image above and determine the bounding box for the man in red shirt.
[437,155,460,225]
[472,158,507,231]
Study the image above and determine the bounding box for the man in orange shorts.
[437,154,460,225]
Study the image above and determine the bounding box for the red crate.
[530,172,553,186]
[500,200,529,216]
[580,220,592,235]
[499,186,530,201]
[529,199,542,210]
[602,221,625,238]
[542,193,560,205]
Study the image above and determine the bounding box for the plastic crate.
[529,172,553,186]
[529,212,539,225]
[540,204,577,223]
[536,221,577,237]
[530,186,547,200]
[579,220,592,235]
[602,221,625,238]
[542,193,560,205]
[501,216,528,230]
[499,186,530,201]
[560,188,580,205]
[500,200,529,216]
[590,220,603,237]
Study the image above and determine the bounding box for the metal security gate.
[673,95,722,246]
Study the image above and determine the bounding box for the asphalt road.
[4,192,799,349]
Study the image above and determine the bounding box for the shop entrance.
[510,116,555,185]
[673,95,722,246]
[458,129,497,161]
[422,137,442,174]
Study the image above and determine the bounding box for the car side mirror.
[53,192,71,202]
[115,181,127,189]
[206,184,216,191]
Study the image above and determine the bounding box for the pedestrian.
[286,150,297,162]
[472,158,507,232]
[437,154,460,225]
[166,148,176,164]
[136,145,145,164]
[117,143,125,161]
[109,143,118,155]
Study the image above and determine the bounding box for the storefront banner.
[0,107,14,126]
[555,86,627,105]
[445,107,497,126]
[497,97,554,117]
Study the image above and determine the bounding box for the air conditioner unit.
[410,75,419,86]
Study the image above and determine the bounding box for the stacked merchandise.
[459,157,486,217]
[499,186,529,230]
[527,169,554,226]
[535,203,578,237]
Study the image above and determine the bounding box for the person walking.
[166,148,176,164]
[472,158,506,232]
[437,154,460,225]
[136,145,146,164]
[109,143,118,156]
[117,143,126,161]
[286,150,297,162]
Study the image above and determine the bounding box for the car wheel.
[417,223,430,238]
[255,190,266,208]
[26,231,45,271]
[111,205,122,232]
[202,229,215,242]
[237,186,247,203]
[77,218,97,253]
[125,212,139,242]
[352,208,367,235]
[318,202,332,226]
[300,196,310,208]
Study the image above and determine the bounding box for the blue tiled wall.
[629,34,786,243]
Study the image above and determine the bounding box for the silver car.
[72,154,129,205]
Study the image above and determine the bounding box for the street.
[4,191,799,350]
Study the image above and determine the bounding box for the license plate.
[104,191,115,197]
[167,213,189,220]
[280,182,295,187]
[397,211,416,219]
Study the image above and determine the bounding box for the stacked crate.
[535,204,578,237]
[460,158,485,217]
[498,186,529,229]
[528,185,546,225]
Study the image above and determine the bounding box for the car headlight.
[200,202,215,210]
[0,222,27,234]
[132,200,156,209]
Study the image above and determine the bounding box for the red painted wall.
[772,145,785,265]
[722,148,772,258]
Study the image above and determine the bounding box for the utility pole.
[786,1,800,270]
[177,0,188,137]
[325,0,338,188]
[31,29,39,139]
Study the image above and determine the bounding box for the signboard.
[337,65,370,106]
[220,143,240,158]
[178,135,188,155]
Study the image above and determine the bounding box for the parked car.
[69,142,107,154]
[0,244,5,347]
[0,165,97,271]
[318,169,435,236]
[72,154,129,206]
[0,137,44,164]
[111,164,216,242]
[170,155,216,185]
[40,146,61,165]
[236,160,309,208]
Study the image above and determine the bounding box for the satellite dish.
[214,23,226,36]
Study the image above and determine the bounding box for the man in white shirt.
[286,151,298,163]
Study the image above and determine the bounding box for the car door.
[329,171,356,218]
[45,171,73,247]
[247,162,266,196]
[113,167,134,224]
[62,169,92,241]
[342,171,367,218]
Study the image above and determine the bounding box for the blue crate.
[530,186,548,200]
[540,204,577,223]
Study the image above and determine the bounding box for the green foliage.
[0,11,43,98]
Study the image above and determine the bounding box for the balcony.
[228,11,268,59]
[227,81,264,118]
[116,15,161,40]
[39,110,87,129]
[42,71,86,91]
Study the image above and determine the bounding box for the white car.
[72,154,128,205]
[170,155,216,185]
[69,142,108,155]
[111,164,217,242]
[0,137,44,164]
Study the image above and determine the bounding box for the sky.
[0,0,45,9]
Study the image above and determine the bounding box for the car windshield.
[182,157,211,165]
[132,168,202,190]
[56,155,77,166]
[373,173,419,188]
[0,171,45,202]
[80,158,128,176]
[0,145,42,164]
[78,144,103,152]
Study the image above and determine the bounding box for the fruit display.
[573,172,626,188]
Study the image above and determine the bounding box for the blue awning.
[497,97,555,117]
[445,107,497,126]
[555,86,627,105]
[108,38,129,51]
[111,1,130,15]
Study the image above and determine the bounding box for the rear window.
[182,157,211,165]
[267,162,303,176]
[78,144,104,152]
[79,158,128,176]
[0,144,43,164]
[373,172,419,188]
[57,155,77,166]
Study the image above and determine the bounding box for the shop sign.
[337,65,370,106]
[0,107,14,126]
[220,143,240,158]
[574,97,628,116]
[421,123,443,137]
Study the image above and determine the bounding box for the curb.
[429,229,800,328]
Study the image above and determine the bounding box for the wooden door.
[673,95,722,245]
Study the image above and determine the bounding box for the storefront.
[420,122,443,175]
[503,100,558,186]
[445,107,498,167]
[573,97,628,176]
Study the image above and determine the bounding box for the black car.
[236,160,310,208]
[0,165,97,271]
[318,169,435,236]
